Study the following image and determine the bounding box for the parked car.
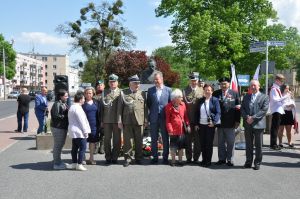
[46,90,54,101]
[29,90,41,100]
[7,91,20,99]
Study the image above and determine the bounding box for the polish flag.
[253,64,260,80]
[230,64,238,92]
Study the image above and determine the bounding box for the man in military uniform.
[183,72,204,164]
[213,77,241,166]
[117,75,148,167]
[198,78,205,88]
[94,80,105,154]
[101,74,122,164]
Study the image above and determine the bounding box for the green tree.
[155,0,283,79]
[0,34,16,80]
[152,46,191,87]
[57,0,136,84]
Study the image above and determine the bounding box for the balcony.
[38,74,43,77]
[30,64,36,68]
[30,72,36,76]
[20,71,28,75]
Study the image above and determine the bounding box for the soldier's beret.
[218,77,230,83]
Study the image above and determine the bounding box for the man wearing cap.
[183,72,203,164]
[117,75,148,167]
[147,71,172,164]
[198,78,205,88]
[15,88,31,133]
[213,77,241,166]
[94,80,105,154]
[269,74,290,150]
[101,74,122,164]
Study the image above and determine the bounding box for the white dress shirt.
[269,83,289,114]
[200,99,210,125]
[156,85,164,101]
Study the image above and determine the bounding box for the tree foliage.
[106,50,180,87]
[152,45,191,87]
[156,0,300,80]
[0,34,16,80]
[57,0,136,83]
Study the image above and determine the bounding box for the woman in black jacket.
[195,84,221,167]
[50,89,69,170]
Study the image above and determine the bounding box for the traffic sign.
[250,47,266,53]
[250,41,266,48]
[268,41,286,47]
[237,75,250,86]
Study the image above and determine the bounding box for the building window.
[45,65,48,69]
[45,80,47,84]
[53,57,57,62]
[53,65,57,69]
[45,72,47,76]
[53,72,56,76]
[42,57,48,61]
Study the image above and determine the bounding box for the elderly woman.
[50,89,69,170]
[82,87,101,165]
[278,84,297,148]
[195,84,221,167]
[165,89,190,166]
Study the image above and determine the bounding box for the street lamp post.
[2,47,6,100]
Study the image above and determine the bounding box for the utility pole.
[3,48,6,100]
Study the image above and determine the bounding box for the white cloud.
[17,32,72,48]
[271,0,300,30]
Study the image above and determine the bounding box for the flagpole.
[265,41,269,94]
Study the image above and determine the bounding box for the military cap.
[128,74,140,82]
[109,74,119,81]
[188,72,199,80]
[218,77,230,83]
[96,80,104,86]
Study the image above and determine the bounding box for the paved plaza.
[0,101,300,199]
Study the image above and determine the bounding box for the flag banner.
[230,64,238,92]
[253,64,260,80]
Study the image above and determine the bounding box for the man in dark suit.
[241,80,269,170]
[147,71,172,164]
[35,86,48,134]
[213,77,240,166]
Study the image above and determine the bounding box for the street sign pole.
[2,48,6,100]
[266,41,269,94]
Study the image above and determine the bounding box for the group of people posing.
[16,71,297,171]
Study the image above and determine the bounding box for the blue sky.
[0,0,299,65]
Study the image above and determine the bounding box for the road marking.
[0,115,15,121]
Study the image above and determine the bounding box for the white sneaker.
[53,163,67,170]
[82,161,86,165]
[66,163,77,170]
[76,164,87,171]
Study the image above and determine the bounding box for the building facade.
[21,53,69,90]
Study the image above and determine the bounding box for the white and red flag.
[230,63,238,92]
[253,64,260,80]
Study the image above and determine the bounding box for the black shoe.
[278,144,284,148]
[23,130,27,133]
[270,145,281,150]
[204,162,211,167]
[289,143,295,148]
[111,160,118,164]
[215,160,226,165]
[199,161,205,167]
[170,162,176,167]
[177,162,184,167]
[253,164,260,170]
[192,159,199,164]
[151,158,158,164]
[227,161,234,166]
[14,130,21,133]
[162,159,169,165]
[123,161,130,167]
[186,159,192,164]
[105,160,111,165]
[243,163,252,168]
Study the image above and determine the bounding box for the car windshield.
[10,91,18,94]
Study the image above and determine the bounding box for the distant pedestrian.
[165,89,190,166]
[195,84,221,167]
[269,74,291,150]
[15,88,31,133]
[68,91,91,171]
[34,86,48,134]
[278,84,297,148]
[50,89,69,170]
[213,77,241,166]
[82,87,101,165]
[241,80,269,170]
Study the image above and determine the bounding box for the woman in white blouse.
[278,84,297,148]
[68,91,91,171]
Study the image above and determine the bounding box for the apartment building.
[21,53,69,90]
